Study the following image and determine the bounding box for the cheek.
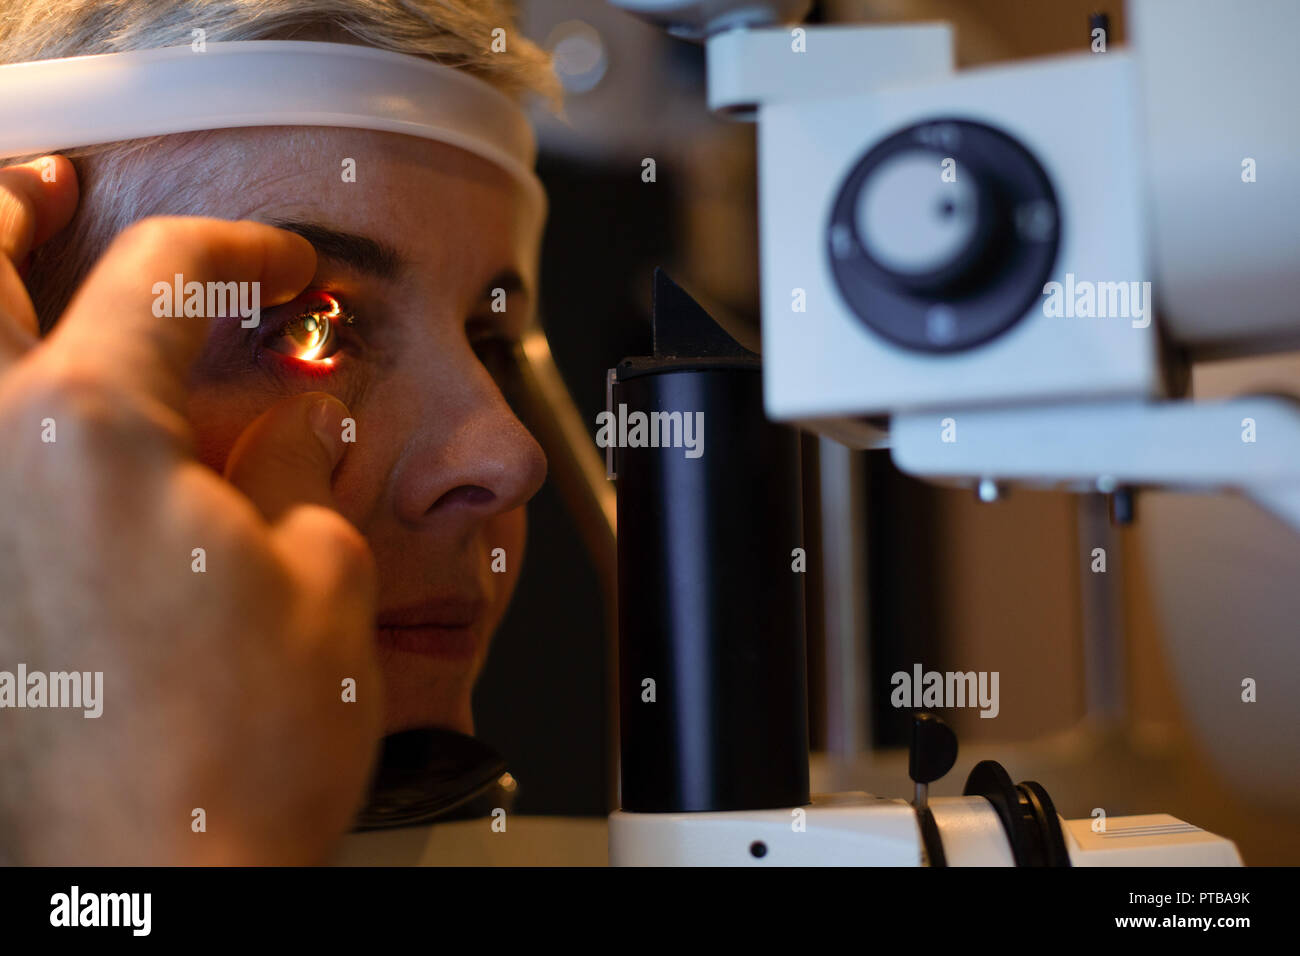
[488,507,528,600]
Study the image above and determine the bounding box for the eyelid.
[466,313,520,343]
[294,290,352,322]
[259,290,357,367]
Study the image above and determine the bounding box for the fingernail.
[308,396,348,466]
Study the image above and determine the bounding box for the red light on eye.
[317,295,342,319]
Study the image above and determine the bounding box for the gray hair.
[0,0,561,329]
[0,0,560,103]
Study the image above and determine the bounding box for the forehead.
[176,126,542,295]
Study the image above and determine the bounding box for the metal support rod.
[1076,493,1128,727]
[817,437,871,765]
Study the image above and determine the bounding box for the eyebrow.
[265,217,532,313]
[265,217,407,280]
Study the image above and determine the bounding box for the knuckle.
[23,365,114,423]
[311,515,378,617]
[112,217,208,274]
[113,216,174,255]
[277,505,376,598]
[17,365,155,453]
[322,515,377,585]
[2,370,140,511]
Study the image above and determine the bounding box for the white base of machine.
[609,792,1242,866]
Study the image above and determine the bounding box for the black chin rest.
[352,728,515,831]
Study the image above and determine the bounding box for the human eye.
[467,318,523,383]
[261,291,357,368]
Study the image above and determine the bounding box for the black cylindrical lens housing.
[614,360,810,813]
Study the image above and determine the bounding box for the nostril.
[432,485,496,511]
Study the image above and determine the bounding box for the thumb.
[224,392,351,522]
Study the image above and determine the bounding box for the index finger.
[46,217,316,412]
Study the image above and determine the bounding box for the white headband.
[0,40,544,216]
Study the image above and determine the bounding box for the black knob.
[909,712,958,785]
[827,119,1061,353]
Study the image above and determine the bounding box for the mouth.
[376,599,487,660]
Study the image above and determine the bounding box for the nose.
[391,352,548,528]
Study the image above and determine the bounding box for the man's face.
[169,127,547,735]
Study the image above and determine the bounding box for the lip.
[376,599,487,660]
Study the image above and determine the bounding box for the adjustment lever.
[908,712,958,867]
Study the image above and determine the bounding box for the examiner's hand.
[0,157,383,864]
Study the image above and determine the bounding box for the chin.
[377,646,480,736]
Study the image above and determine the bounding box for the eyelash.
[258,291,357,373]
